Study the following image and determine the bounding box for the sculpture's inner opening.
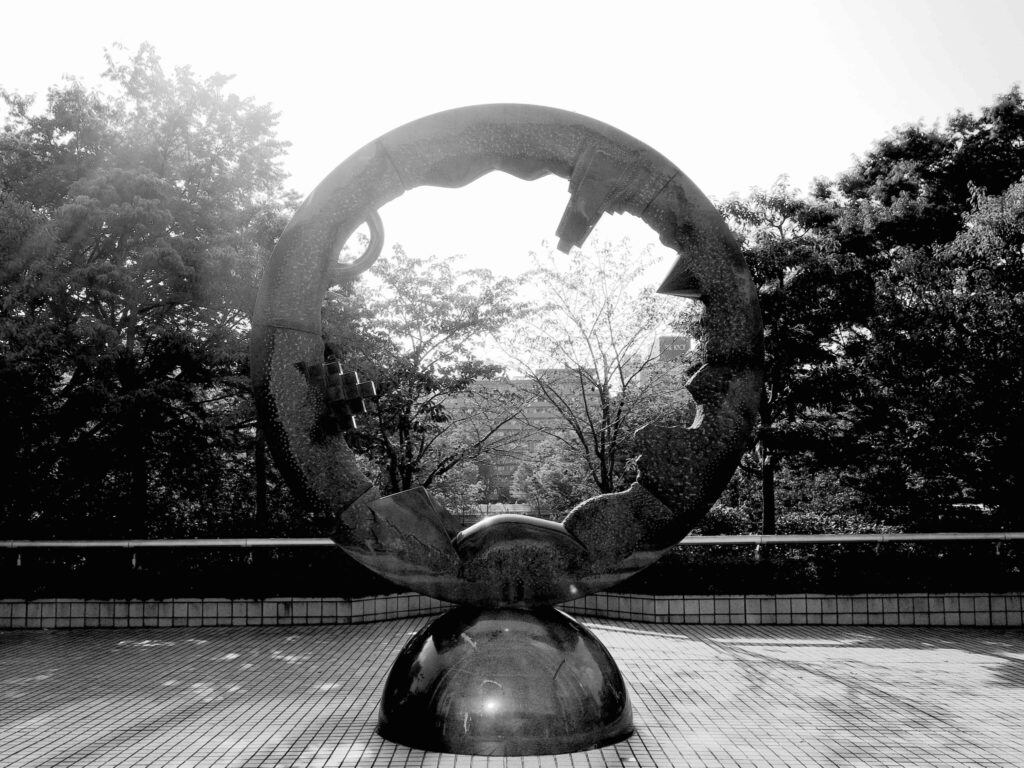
[331,170,704,432]
[376,172,679,277]
[336,219,378,267]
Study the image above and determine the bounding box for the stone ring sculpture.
[251,104,762,755]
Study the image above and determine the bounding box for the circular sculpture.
[250,104,763,754]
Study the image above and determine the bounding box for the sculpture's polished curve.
[377,607,632,755]
[250,104,764,610]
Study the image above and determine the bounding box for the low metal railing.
[0,538,332,549]
[683,532,1024,545]
[3,531,1024,551]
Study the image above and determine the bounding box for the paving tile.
[2,620,1024,767]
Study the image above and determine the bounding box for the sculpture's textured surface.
[250,104,763,610]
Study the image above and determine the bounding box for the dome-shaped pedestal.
[378,606,633,755]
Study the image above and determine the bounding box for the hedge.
[2,540,1022,600]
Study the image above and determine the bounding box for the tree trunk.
[130,436,148,537]
[761,443,776,535]
[255,426,268,530]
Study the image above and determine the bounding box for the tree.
[808,87,1024,529]
[846,182,1024,528]
[828,86,1024,255]
[720,180,873,533]
[0,44,295,536]
[505,239,698,499]
[323,247,529,497]
[427,462,485,524]
[509,439,592,520]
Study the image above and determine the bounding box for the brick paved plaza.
[2,618,1023,767]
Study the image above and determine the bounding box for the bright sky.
[3,0,1022,278]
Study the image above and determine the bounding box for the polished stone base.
[377,606,633,755]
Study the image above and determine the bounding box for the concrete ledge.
[1,591,1020,630]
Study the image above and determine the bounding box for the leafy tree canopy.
[324,246,529,496]
[849,181,1024,527]
[721,87,1024,532]
[0,44,295,536]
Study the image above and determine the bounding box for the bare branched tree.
[504,240,699,496]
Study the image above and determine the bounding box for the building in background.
[654,333,697,362]
[444,333,694,501]
[442,368,599,499]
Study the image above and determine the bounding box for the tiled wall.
[0,594,448,630]
[564,592,1024,627]
[1,592,1021,629]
